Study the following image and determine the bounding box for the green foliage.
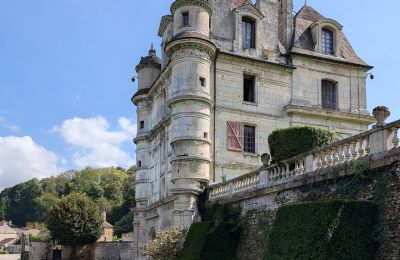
[3,179,43,226]
[0,249,9,254]
[201,203,241,223]
[180,222,241,260]
[264,201,379,260]
[47,193,103,245]
[29,234,50,242]
[144,226,187,260]
[268,127,336,162]
[0,166,136,231]
[113,212,134,237]
[34,192,60,223]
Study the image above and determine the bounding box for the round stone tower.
[166,0,216,226]
[133,46,162,209]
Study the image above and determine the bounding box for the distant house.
[0,237,17,250]
[0,221,18,241]
[98,212,113,242]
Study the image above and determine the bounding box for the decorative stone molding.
[166,38,217,61]
[170,0,213,15]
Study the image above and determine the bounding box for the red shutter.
[227,121,244,152]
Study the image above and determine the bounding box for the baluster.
[333,147,340,165]
[351,141,358,160]
[393,128,399,148]
[326,150,334,167]
[338,146,346,163]
[365,137,371,155]
[345,144,352,161]
[294,162,300,175]
[322,153,328,168]
[298,160,305,175]
[358,138,366,157]
[316,154,323,169]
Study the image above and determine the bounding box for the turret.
[164,0,216,227]
[135,45,162,90]
[171,0,212,37]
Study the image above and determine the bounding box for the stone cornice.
[233,3,264,20]
[166,37,217,61]
[284,104,375,125]
[170,0,213,15]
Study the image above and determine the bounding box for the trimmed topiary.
[268,126,336,162]
[180,222,241,260]
[264,200,379,260]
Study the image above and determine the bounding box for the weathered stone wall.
[61,242,134,260]
[213,152,400,260]
[28,241,52,260]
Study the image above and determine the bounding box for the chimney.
[101,211,107,221]
[8,220,12,226]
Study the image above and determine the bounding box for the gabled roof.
[291,4,370,68]
[0,238,16,246]
[231,0,252,10]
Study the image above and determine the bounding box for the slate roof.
[0,238,16,246]
[135,46,162,73]
[291,5,370,68]
[170,30,210,42]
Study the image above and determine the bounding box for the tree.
[144,226,187,260]
[34,192,60,223]
[113,212,134,237]
[47,193,103,245]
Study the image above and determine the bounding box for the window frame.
[139,121,145,130]
[321,28,334,55]
[242,17,256,50]
[321,79,338,110]
[182,12,189,27]
[243,125,256,154]
[243,74,256,103]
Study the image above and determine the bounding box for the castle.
[131,0,374,258]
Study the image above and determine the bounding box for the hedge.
[268,127,335,162]
[264,201,379,260]
[179,222,241,260]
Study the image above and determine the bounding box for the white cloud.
[53,116,136,169]
[0,136,65,191]
[0,117,20,133]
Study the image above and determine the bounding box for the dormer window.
[182,12,189,27]
[322,28,334,55]
[242,17,255,49]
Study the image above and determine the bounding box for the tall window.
[321,80,337,110]
[244,125,256,153]
[322,29,334,55]
[182,12,189,27]
[243,75,255,103]
[242,17,255,49]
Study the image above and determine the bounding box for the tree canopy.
[47,193,103,245]
[0,166,136,237]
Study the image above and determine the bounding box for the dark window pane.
[322,29,334,55]
[242,18,255,49]
[182,12,189,26]
[244,75,255,103]
[322,80,337,110]
[244,125,256,153]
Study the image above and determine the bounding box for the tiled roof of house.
[0,238,16,246]
[291,5,370,68]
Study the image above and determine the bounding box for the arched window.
[149,227,156,241]
[242,17,255,49]
[322,29,334,55]
[321,80,337,110]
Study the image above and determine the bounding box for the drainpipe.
[213,49,219,183]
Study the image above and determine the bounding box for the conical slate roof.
[135,45,162,73]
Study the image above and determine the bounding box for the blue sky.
[0,0,399,191]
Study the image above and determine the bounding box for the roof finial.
[304,0,307,6]
[149,43,156,56]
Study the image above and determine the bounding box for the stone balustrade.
[209,119,400,201]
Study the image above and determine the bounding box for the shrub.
[201,203,241,223]
[180,222,241,260]
[144,226,186,260]
[47,193,103,245]
[0,249,9,254]
[268,127,336,162]
[264,200,379,260]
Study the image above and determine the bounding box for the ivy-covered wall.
[226,161,400,260]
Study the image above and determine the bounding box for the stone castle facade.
[131,0,374,258]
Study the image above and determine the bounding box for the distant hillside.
[0,166,136,237]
